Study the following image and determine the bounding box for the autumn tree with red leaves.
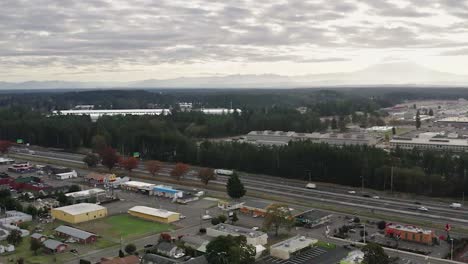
[198,168,217,185]
[100,147,120,171]
[119,157,139,174]
[0,141,12,155]
[145,160,162,176]
[170,163,189,181]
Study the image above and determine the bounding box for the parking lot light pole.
[450,238,454,260]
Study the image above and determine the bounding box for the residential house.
[30,233,47,242]
[55,225,98,244]
[140,254,208,264]
[100,255,139,264]
[155,241,184,258]
[43,239,67,254]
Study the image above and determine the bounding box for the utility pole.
[363,223,366,244]
[390,165,394,194]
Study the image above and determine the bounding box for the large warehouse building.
[128,206,180,223]
[51,203,108,224]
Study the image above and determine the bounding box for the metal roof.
[53,203,106,215]
[128,206,179,218]
[43,239,65,250]
[55,225,96,240]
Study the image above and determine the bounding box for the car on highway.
[362,194,371,198]
[348,190,356,194]
[372,196,380,199]
[252,227,260,231]
[450,203,462,209]
[417,206,429,212]
[305,183,316,189]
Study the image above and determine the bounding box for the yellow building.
[128,206,179,223]
[51,203,108,224]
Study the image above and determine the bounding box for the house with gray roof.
[55,225,97,243]
[140,254,207,264]
[30,233,47,242]
[43,239,67,254]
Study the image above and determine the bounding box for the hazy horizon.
[1,0,468,84]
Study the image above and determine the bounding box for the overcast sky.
[1,0,468,82]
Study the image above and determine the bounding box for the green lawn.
[78,214,173,240]
[0,238,74,264]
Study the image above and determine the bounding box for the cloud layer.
[1,0,468,81]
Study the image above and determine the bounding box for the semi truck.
[214,169,234,176]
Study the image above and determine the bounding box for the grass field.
[78,214,174,240]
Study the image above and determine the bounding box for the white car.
[201,215,212,220]
[372,196,380,199]
[180,214,186,219]
[417,206,429,212]
[252,227,259,231]
[174,253,186,259]
[348,191,356,194]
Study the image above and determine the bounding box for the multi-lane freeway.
[14,147,468,228]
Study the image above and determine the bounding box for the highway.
[14,148,468,227]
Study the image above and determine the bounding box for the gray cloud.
[0,0,467,71]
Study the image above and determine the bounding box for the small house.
[43,239,67,254]
[31,233,47,242]
[155,241,184,258]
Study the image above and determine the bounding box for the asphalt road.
[14,148,468,227]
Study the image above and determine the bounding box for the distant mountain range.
[1,62,468,90]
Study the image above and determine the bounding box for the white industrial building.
[65,188,106,201]
[120,181,155,192]
[198,108,242,115]
[246,130,377,146]
[390,135,468,152]
[52,109,172,121]
[270,236,318,260]
[0,211,32,225]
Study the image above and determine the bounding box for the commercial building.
[55,225,98,244]
[180,236,209,253]
[65,188,106,202]
[246,130,376,146]
[121,181,155,193]
[270,235,318,260]
[390,136,468,152]
[385,224,436,245]
[198,108,242,115]
[151,185,183,199]
[207,224,267,258]
[128,206,180,223]
[0,158,14,165]
[52,109,172,121]
[51,203,108,224]
[85,172,116,183]
[295,209,332,228]
[240,200,272,217]
[436,117,468,128]
[207,224,268,246]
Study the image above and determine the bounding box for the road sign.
[16,139,23,144]
[133,152,140,158]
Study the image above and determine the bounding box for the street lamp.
[450,238,454,261]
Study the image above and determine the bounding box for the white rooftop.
[54,203,106,215]
[438,116,468,123]
[121,181,156,188]
[128,206,179,218]
[390,137,468,146]
[65,188,105,198]
[271,235,317,251]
